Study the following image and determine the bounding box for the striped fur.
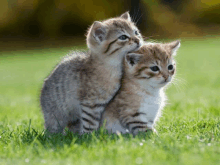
[101,41,180,135]
[40,12,143,134]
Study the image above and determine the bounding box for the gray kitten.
[40,12,143,134]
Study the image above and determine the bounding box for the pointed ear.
[125,53,142,67]
[169,40,181,56]
[91,21,107,43]
[120,12,131,22]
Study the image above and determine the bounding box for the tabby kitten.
[101,41,180,135]
[40,12,143,134]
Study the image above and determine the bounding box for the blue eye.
[150,66,159,72]
[168,65,173,70]
[118,35,128,40]
[135,31,139,35]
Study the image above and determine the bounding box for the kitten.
[100,41,180,135]
[40,12,143,134]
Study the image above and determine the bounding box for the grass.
[0,37,220,165]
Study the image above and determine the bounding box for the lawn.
[0,37,220,165]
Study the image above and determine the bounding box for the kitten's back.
[40,51,89,133]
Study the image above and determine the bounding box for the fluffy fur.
[100,41,180,135]
[40,12,143,134]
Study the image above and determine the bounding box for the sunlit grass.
[0,37,220,165]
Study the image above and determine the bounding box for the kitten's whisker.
[173,76,187,87]
[171,82,181,93]
[135,13,143,25]
[131,12,136,23]
[134,7,141,24]
[171,76,187,92]
[131,8,138,23]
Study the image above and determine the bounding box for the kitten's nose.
[133,38,139,45]
[163,75,169,82]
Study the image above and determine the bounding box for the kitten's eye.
[118,35,129,40]
[135,31,139,35]
[150,66,160,72]
[168,65,173,70]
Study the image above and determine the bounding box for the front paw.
[132,127,148,136]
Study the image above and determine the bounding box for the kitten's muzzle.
[134,41,141,50]
[160,79,171,84]
[131,37,140,46]
[128,45,140,53]
[135,43,141,50]
[134,38,140,45]
[128,39,141,53]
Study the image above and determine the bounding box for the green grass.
[0,37,220,165]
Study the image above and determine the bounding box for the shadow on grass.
[19,120,153,149]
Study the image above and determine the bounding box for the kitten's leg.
[66,109,82,134]
[43,110,69,134]
[67,119,81,134]
[41,82,68,134]
[80,103,105,133]
[101,118,127,134]
[41,96,68,134]
[120,113,153,136]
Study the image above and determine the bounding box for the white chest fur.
[138,90,166,128]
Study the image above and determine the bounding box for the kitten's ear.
[125,53,142,67]
[91,21,107,43]
[169,40,181,56]
[120,12,131,22]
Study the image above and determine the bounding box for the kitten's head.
[124,41,180,89]
[86,12,143,59]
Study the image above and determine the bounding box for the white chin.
[160,82,169,87]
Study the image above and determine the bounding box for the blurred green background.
[0,1,220,164]
[0,0,220,51]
